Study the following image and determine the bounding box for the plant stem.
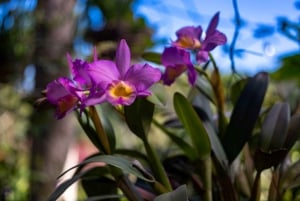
[143,139,172,191]
[250,171,261,201]
[89,106,111,154]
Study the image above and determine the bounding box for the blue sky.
[133,0,300,74]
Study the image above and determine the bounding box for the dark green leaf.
[76,110,104,152]
[284,114,300,150]
[98,105,117,153]
[124,98,155,140]
[154,185,188,201]
[81,167,118,200]
[86,195,123,201]
[47,168,94,201]
[261,102,290,150]
[58,155,154,184]
[223,72,269,163]
[174,92,211,159]
[230,78,248,105]
[142,52,162,64]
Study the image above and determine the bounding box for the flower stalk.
[88,106,111,154]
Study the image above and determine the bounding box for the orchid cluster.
[45,12,227,119]
[161,12,227,86]
[46,39,161,119]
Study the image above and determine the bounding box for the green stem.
[89,106,111,154]
[208,53,218,70]
[203,157,212,201]
[143,139,172,191]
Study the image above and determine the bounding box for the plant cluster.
[40,12,300,201]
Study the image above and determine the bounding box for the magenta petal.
[71,59,92,88]
[82,87,106,107]
[203,31,227,51]
[161,47,191,66]
[124,63,161,93]
[162,64,186,85]
[46,78,79,119]
[87,60,120,87]
[206,12,220,36]
[106,81,137,106]
[46,78,73,104]
[116,39,131,76]
[196,50,209,64]
[187,63,197,85]
[175,26,202,39]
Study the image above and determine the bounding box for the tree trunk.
[28,1,77,200]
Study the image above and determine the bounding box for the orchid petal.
[124,63,161,93]
[175,26,202,40]
[106,81,137,106]
[202,30,227,51]
[161,47,191,66]
[71,59,92,89]
[116,39,131,76]
[196,50,209,64]
[46,78,79,119]
[82,87,106,107]
[87,60,120,88]
[206,12,220,36]
[46,78,74,104]
[161,64,187,85]
[187,63,197,85]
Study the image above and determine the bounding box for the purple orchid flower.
[172,12,227,64]
[87,39,162,106]
[161,46,196,86]
[46,56,105,119]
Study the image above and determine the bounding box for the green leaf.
[260,102,290,150]
[173,92,211,159]
[124,98,155,140]
[197,113,228,168]
[154,185,188,201]
[223,72,269,163]
[153,120,198,160]
[142,52,162,64]
[271,54,300,84]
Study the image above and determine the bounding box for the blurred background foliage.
[0,0,299,200]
